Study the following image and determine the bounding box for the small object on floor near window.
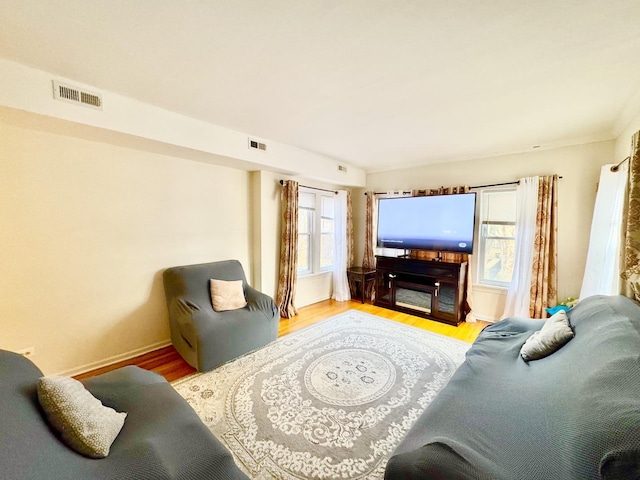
[545,297,578,316]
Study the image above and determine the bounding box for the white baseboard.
[57,340,172,377]
[471,311,499,323]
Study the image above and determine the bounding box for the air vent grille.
[53,80,103,110]
[80,91,102,108]
[59,85,80,102]
[338,164,348,173]
[248,138,267,151]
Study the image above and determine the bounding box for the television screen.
[376,193,477,253]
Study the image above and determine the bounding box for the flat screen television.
[376,193,477,254]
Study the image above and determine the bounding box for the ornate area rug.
[172,310,470,480]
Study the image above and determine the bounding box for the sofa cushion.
[520,310,574,361]
[37,375,126,458]
[210,278,247,311]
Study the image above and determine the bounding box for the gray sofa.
[163,260,280,372]
[0,349,248,480]
[385,295,640,480]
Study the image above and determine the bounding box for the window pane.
[298,208,311,233]
[482,238,515,283]
[321,196,334,217]
[299,191,315,209]
[321,218,334,233]
[486,223,515,237]
[298,190,337,273]
[297,234,310,271]
[481,190,516,222]
[478,188,517,287]
[320,233,334,268]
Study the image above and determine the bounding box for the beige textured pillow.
[520,310,574,362]
[210,278,247,312]
[37,376,126,458]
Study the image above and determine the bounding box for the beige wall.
[250,170,281,297]
[0,116,252,375]
[615,110,640,161]
[361,140,614,321]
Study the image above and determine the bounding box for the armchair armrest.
[168,297,216,349]
[245,285,279,318]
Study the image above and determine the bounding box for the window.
[320,195,335,269]
[297,188,335,275]
[478,188,516,287]
[298,191,313,274]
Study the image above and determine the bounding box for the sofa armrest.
[81,365,250,480]
[385,442,494,480]
[82,365,165,389]
[81,366,166,410]
[478,317,542,339]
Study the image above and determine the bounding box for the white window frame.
[297,188,335,276]
[297,191,314,276]
[476,187,517,288]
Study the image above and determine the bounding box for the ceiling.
[2,0,640,173]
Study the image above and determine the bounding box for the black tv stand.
[374,255,468,325]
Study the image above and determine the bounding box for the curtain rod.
[470,180,519,189]
[279,179,337,194]
[611,156,630,172]
[468,175,562,189]
[365,190,411,195]
[365,176,563,195]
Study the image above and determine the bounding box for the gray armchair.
[163,260,279,372]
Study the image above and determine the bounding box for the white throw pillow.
[520,310,574,362]
[210,278,247,312]
[37,376,126,458]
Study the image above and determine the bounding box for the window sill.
[298,270,333,279]
[473,283,509,294]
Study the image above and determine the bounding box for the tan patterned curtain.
[529,175,558,317]
[346,190,354,268]
[362,191,377,301]
[622,131,640,301]
[409,185,475,321]
[276,180,298,318]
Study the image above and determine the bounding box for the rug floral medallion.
[172,310,470,480]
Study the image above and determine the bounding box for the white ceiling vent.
[52,80,103,110]
[248,138,267,151]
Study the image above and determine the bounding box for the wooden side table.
[347,266,376,303]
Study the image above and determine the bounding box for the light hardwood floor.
[76,300,489,383]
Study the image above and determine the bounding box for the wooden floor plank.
[76,300,490,383]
